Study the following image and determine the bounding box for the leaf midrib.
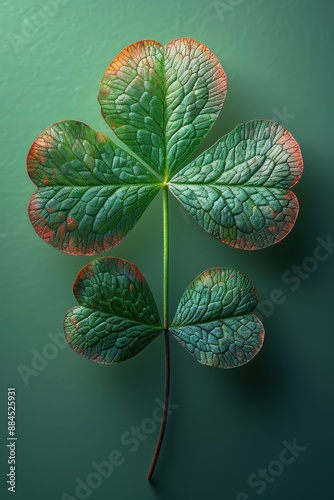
[36,183,162,189]
[170,311,258,329]
[162,46,168,182]
[76,305,163,330]
[169,181,290,190]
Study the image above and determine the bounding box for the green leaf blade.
[171,316,264,369]
[98,38,227,178]
[98,40,166,176]
[169,120,303,250]
[64,257,163,364]
[170,268,264,368]
[164,38,227,176]
[73,257,162,324]
[27,121,160,255]
[65,308,162,364]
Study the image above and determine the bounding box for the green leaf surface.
[98,38,227,178]
[27,121,161,255]
[64,257,163,363]
[170,268,264,368]
[28,41,303,257]
[169,120,303,249]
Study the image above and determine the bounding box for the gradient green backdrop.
[1,0,333,499]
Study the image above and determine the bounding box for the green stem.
[147,186,170,480]
[163,186,169,330]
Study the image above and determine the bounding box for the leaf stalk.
[147,186,170,480]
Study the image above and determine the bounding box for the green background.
[1,0,333,498]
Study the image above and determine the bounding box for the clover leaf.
[64,257,163,362]
[64,258,263,369]
[28,38,302,255]
[27,38,303,480]
[98,38,227,178]
[170,267,264,368]
[169,120,303,249]
[27,121,160,255]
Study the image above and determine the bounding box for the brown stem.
[147,328,170,480]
